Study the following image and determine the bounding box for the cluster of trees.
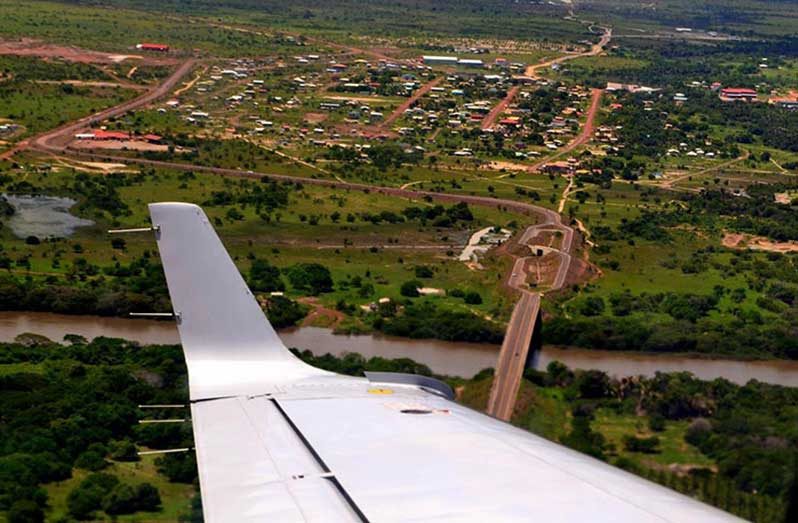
[325,144,422,171]
[67,474,160,519]
[687,186,798,242]
[202,178,293,217]
[522,362,798,522]
[374,301,504,344]
[0,249,172,316]
[401,202,474,227]
[0,338,193,520]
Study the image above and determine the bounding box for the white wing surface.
[149,202,744,523]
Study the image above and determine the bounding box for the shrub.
[8,500,44,523]
[464,291,483,305]
[623,435,661,454]
[648,414,666,432]
[400,280,421,298]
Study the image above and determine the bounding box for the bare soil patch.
[70,139,172,152]
[303,112,328,124]
[722,232,798,253]
[0,38,178,65]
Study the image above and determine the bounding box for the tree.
[648,414,666,432]
[578,296,605,316]
[135,483,161,511]
[265,296,307,328]
[103,484,138,515]
[7,500,44,523]
[562,410,606,460]
[249,259,284,292]
[67,473,119,520]
[75,450,107,471]
[786,454,798,523]
[285,263,333,295]
[464,291,483,305]
[414,265,433,278]
[109,440,139,462]
[400,280,421,298]
[575,370,610,399]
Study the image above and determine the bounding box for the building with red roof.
[137,43,170,52]
[720,87,757,101]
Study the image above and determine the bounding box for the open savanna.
[1,162,524,318]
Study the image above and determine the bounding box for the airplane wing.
[149,202,744,522]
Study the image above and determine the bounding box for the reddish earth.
[297,297,345,328]
[722,232,798,253]
[303,112,328,124]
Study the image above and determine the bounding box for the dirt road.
[26,59,196,155]
[525,27,612,78]
[495,87,603,177]
[382,77,443,127]
[481,86,520,130]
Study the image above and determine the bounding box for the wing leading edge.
[149,202,744,523]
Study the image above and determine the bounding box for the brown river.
[1,312,796,387]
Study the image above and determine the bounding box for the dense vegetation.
[2,336,795,521]
[510,362,798,522]
[0,338,192,521]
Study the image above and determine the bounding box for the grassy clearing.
[44,454,194,521]
[594,409,713,467]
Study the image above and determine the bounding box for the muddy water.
[0,311,796,386]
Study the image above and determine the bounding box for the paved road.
[486,291,541,420]
[486,215,575,421]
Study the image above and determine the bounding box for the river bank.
[0,311,796,386]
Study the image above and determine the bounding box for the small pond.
[3,194,94,238]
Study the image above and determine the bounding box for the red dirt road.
[563,87,603,153]
[382,77,443,127]
[481,85,520,130]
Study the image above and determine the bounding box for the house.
[85,130,131,141]
[541,161,573,174]
[136,43,169,52]
[720,88,757,101]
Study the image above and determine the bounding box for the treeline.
[592,186,798,244]
[544,312,798,359]
[0,259,308,329]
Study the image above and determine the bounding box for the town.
[0,0,796,522]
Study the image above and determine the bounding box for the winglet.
[149,203,328,399]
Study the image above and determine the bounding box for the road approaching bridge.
[486,212,577,421]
